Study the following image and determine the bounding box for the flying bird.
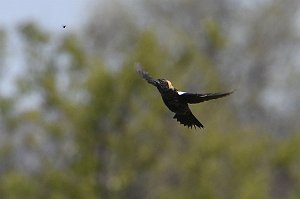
[62,25,66,28]
[136,64,234,129]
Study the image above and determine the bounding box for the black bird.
[136,64,234,129]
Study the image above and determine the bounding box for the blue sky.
[0,0,88,96]
[0,0,87,30]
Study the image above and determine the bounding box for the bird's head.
[157,79,175,90]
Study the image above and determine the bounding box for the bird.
[136,64,234,129]
[62,25,66,28]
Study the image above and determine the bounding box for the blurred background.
[0,0,300,198]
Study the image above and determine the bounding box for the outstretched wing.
[173,110,204,129]
[179,90,234,104]
[135,63,158,86]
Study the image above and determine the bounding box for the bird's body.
[136,64,234,129]
[156,82,183,112]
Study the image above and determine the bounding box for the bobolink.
[136,64,234,129]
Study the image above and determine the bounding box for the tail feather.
[173,112,204,129]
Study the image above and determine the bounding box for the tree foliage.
[0,0,300,198]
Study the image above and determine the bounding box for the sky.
[0,0,87,30]
[0,0,88,96]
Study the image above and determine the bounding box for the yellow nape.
[166,80,174,89]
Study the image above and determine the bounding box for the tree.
[0,0,300,198]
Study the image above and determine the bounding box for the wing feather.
[179,90,234,104]
[135,63,158,86]
[173,111,204,129]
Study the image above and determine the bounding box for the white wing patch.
[177,91,187,95]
